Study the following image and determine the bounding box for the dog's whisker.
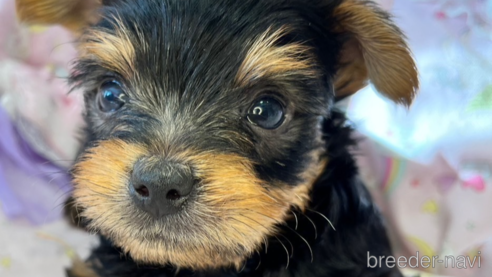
[238,259,247,273]
[274,235,290,269]
[293,193,305,205]
[284,224,314,263]
[242,209,305,261]
[302,213,318,239]
[277,233,295,258]
[291,211,299,230]
[307,208,336,231]
[255,257,262,270]
[238,212,293,258]
[263,236,269,254]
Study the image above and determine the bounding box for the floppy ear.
[331,0,418,106]
[15,0,101,32]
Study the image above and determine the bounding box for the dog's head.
[17,0,418,270]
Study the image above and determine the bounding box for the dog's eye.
[97,80,127,112]
[247,97,285,129]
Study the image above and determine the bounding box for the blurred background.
[0,0,491,276]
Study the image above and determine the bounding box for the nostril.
[166,189,181,200]
[135,185,150,197]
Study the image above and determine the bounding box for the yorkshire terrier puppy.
[16,0,418,276]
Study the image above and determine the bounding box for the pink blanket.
[0,0,491,276]
[347,1,492,276]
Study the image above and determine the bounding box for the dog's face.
[17,0,418,270]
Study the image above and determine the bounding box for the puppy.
[16,0,418,276]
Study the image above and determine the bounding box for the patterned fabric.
[0,0,83,224]
[0,0,491,276]
[348,1,492,276]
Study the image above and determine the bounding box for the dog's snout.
[130,158,195,218]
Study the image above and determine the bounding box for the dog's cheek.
[172,152,326,269]
[72,140,147,231]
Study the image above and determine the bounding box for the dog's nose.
[130,158,195,218]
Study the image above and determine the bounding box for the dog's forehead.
[85,0,324,97]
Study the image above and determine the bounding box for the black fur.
[68,0,402,276]
[69,112,400,277]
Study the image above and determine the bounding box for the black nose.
[130,158,195,218]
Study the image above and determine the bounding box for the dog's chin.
[97,215,261,270]
[117,236,251,270]
[78,192,276,270]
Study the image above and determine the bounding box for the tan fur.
[16,0,416,272]
[73,140,325,270]
[333,37,369,99]
[66,258,100,277]
[15,0,135,77]
[15,0,101,32]
[79,23,137,78]
[235,27,318,86]
[332,0,419,106]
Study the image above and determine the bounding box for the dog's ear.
[331,0,418,106]
[15,0,101,32]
